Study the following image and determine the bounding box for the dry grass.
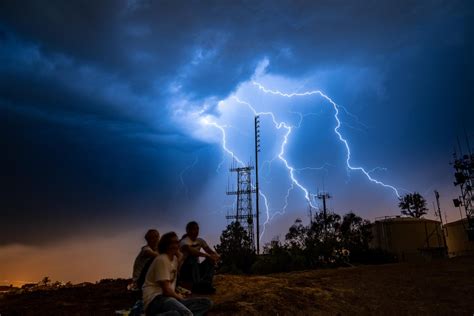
[210,256,474,315]
[1,256,473,315]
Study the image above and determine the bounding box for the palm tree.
[398,192,428,218]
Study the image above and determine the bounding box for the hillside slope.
[1,256,473,315]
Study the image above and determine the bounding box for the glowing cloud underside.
[199,81,400,242]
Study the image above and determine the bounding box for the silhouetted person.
[143,232,212,316]
[132,229,160,289]
[179,221,219,294]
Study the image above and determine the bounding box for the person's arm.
[143,248,159,258]
[176,250,184,272]
[201,240,220,262]
[203,245,217,256]
[181,244,211,259]
[158,280,183,300]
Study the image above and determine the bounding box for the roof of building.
[444,217,468,227]
[374,216,441,224]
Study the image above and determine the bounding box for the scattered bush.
[219,211,396,275]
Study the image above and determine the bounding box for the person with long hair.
[142,231,212,316]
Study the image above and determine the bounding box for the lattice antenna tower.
[226,160,257,249]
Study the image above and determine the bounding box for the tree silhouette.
[339,212,372,256]
[285,218,307,249]
[215,221,256,273]
[252,211,392,274]
[398,192,428,218]
[40,276,51,287]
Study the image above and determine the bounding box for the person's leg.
[189,257,201,285]
[180,256,201,283]
[181,297,213,316]
[198,259,215,285]
[146,296,192,316]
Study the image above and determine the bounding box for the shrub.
[215,221,257,274]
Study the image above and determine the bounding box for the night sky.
[1,0,473,284]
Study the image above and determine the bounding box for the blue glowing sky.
[1,0,473,283]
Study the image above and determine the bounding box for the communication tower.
[226,162,257,249]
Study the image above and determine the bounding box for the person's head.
[145,229,160,250]
[185,221,199,241]
[158,232,179,255]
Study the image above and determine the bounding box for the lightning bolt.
[197,81,400,243]
[200,117,244,166]
[179,155,199,200]
[252,81,401,198]
[232,96,320,240]
[295,164,331,174]
[366,167,388,175]
[278,182,295,221]
[338,104,371,131]
[260,111,330,180]
[200,114,273,241]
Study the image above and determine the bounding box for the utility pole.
[434,190,448,255]
[254,116,261,254]
[317,192,331,231]
[308,199,313,226]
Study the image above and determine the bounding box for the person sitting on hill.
[179,221,220,294]
[143,231,212,316]
[132,229,160,289]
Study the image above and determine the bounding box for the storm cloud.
[1,0,473,251]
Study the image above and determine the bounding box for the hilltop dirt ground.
[1,256,473,315]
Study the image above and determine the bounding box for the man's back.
[132,245,154,281]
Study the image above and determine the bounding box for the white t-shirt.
[142,254,178,310]
[179,236,209,259]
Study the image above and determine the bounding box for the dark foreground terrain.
[1,256,473,315]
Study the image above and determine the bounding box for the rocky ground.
[1,256,473,315]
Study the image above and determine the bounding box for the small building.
[370,216,446,262]
[444,218,474,257]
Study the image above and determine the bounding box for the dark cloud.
[0,0,472,245]
[2,1,467,94]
